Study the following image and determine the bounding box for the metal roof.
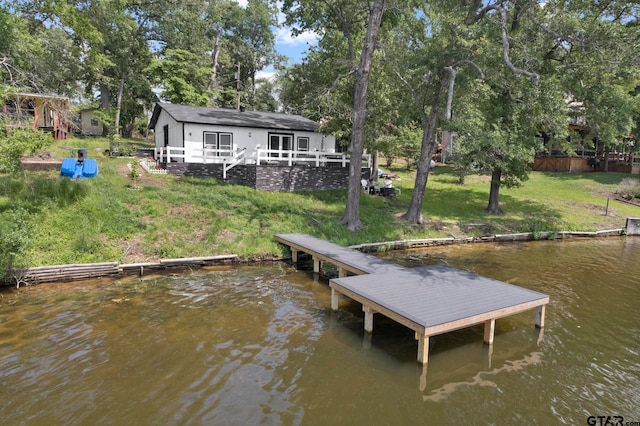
[149,103,320,132]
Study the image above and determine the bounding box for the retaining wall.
[11,255,241,287]
[350,229,627,252]
[163,163,369,192]
[625,218,640,235]
[20,160,63,172]
[6,228,634,287]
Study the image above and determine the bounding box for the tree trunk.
[100,83,110,137]
[121,123,133,138]
[372,151,379,182]
[143,104,150,138]
[208,34,220,93]
[403,71,449,224]
[487,168,504,214]
[342,0,387,231]
[115,70,126,136]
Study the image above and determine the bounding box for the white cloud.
[256,70,277,82]
[275,26,319,47]
[234,0,248,7]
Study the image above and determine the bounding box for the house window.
[219,133,232,153]
[204,132,233,157]
[90,118,100,127]
[297,137,309,152]
[269,134,293,158]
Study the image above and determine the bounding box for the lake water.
[1,238,639,425]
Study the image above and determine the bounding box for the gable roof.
[149,103,320,132]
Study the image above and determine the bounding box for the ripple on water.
[1,243,639,424]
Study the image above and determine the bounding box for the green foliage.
[0,6,14,54]
[375,135,396,167]
[128,158,140,188]
[0,119,53,174]
[0,207,33,281]
[449,153,475,185]
[3,144,639,272]
[616,178,640,200]
[395,123,422,170]
[146,49,212,106]
[526,218,559,240]
[253,78,279,112]
[1,173,88,211]
[93,108,115,129]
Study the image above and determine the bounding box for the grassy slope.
[8,137,640,267]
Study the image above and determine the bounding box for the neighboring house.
[530,98,639,174]
[1,93,73,140]
[148,103,368,192]
[76,108,104,136]
[531,120,639,174]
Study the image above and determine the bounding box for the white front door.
[269,134,293,158]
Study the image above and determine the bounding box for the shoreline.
[5,228,630,288]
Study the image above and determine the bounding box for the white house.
[149,103,341,167]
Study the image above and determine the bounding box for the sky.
[235,0,319,81]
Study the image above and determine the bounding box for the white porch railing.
[154,146,237,164]
[223,148,246,179]
[154,146,371,172]
[256,148,370,168]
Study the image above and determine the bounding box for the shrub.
[617,178,640,200]
[128,158,140,189]
[0,119,53,174]
[0,207,33,282]
[449,154,475,184]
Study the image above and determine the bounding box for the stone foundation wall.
[162,163,368,192]
[163,162,255,187]
[255,165,351,191]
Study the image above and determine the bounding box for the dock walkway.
[274,233,406,277]
[275,233,549,365]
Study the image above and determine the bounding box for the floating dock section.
[275,233,549,365]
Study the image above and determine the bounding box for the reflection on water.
[421,350,544,402]
[1,238,639,424]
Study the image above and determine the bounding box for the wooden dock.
[274,233,407,277]
[275,233,549,365]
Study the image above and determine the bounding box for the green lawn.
[2,136,639,275]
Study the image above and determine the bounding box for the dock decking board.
[275,233,406,276]
[275,233,549,365]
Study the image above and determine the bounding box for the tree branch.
[392,66,428,119]
[444,66,456,121]
[454,59,486,79]
[326,68,357,93]
[445,60,485,121]
[0,57,14,83]
[465,0,500,25]
[498,7,539,83]
[524,8,576,52]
